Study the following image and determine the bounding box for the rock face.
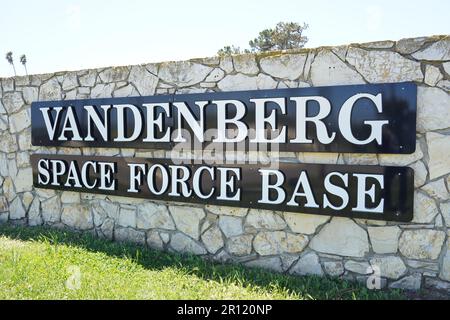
[369,256,407,280]
[170,232,206,255]
[426,132,450,179]
[61,205,93,230]
[412,39,450,60]
[2,92,24,113]
[310,50,365,86]
[253,231,308,255]
[283,213,329,235]
[309,218,369,257]
[367,226,401,254]
[412,192,439,223]
[399,230,446,260]
[417,87,450,133]
[290,252,323,276]
[169,206,205,240]
[440,249,450,282]
[245,210,286,230]
[136,202,174,230]
[201,226,224,254]
[346,47,423,82]
[259,53,307,80]
[1,35,450,293]
[159,61,212,87]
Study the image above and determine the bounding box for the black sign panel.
[31,154,414,222]
[31,82,416,154]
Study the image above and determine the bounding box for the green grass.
[0,224,405,300]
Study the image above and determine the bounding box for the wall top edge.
[1,34,448,82]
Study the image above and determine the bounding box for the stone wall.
[0,35,449,292]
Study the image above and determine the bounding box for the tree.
[249,22,309,52]
[5,51,16,76]
[20,54,28,76]
[217,45,246,56]
[217,21,309,56]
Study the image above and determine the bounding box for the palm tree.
[20,54,28,75]
[5,51,16,76]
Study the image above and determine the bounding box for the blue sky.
[1,0,449,77]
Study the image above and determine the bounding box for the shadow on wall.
[0,223,407,300]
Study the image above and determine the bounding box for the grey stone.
[245,257,283,272]
[219,56,233,73]
[259,53,307,80]
[409,161,427,188]
[396,37,428,54]
[99,67,129,83]
[61,204,94,230]
[253,231,308,255]
[2,92,24,113]
[412,39,450,61]
[28,197,42,226]
[421,179,449,200]
[245,209,286,230]
[417,87,450,132]
[233,55,259,75]
[201,226,224,254]
[114,227,146,245]
[427,132,450,179]
[424,277,450,292]
[399,229,446,260]
[310,50,365,86]
[0,132,18,153]
[323,261,344,277]
[283,212,330,235]
[0,196,8,212]
[129,65,158,95]
[13,167,33,193]
[412,191,439,223]
[79,70,97,87]
[205,68,225,82]
[170,232,206,255]
[118,206,136,228]
[137,202,175,230]
[346,47,423,82]
[406,259,439,271]
[440,249,450,281]
[113,84,138,97]
[61,191,81,204]
[226,234,253,256]
[170,206,205,240]
[205,205,248,217]
[309,217,370,257]
[61,73,78,91]
[39,78,62,100]
[369,256,407,280]
[9,197,26,220]
[146,230,164,250]
[441,202,450,227]
[21,87,38,105]
[159,61,212,87]
[41,196,61,223]
[368,226,401,254]
[90,83,114,98]
[344,260,372,275]
[389,274,422,291]
[290,252,323,276]
[424,65,443,86]
[218,215,243,238]
[360,40,395,49]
